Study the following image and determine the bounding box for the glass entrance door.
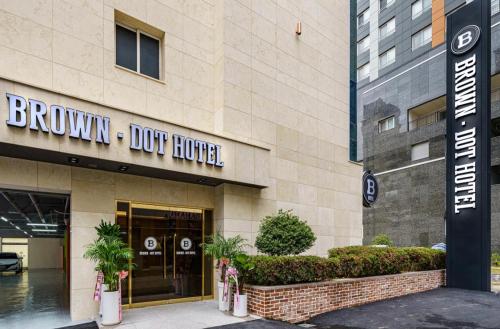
[116,202,213,306]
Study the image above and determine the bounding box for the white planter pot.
[101,290,121,326]
[99,284,108,317]
[218,282,230,311]
[232,293,248,317]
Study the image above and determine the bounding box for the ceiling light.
[15,226,20,230]
[27,223,58,227]
[118,165,129,172]
[68,156,79,164]
[31,229,57,232]
[1,216,8,222]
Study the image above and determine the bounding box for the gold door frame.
[115,200,214,309]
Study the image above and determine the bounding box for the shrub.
[243,256,334,286]
[371,234,394,246]
[255,209,316,256]
[399,247,445,272]
[328,246,445,278]
[241,246,445,286]
[492,253,500,267]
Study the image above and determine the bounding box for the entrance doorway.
[0,189,71,328]
[116,201,213,307]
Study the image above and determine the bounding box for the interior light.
[27,223,58,227]
[15,226,20,230]
[1,216,8,222]
[67,156,79,164]
[31,229,57,232]
[118,165,129,172]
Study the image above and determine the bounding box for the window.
[411,141,429,161]
[116,24,160,80]
[412,0,431,19]
[379,18,396,40]
[411,25,432,50]
[379,47,396,69]
[492,165,500,184]
[380,0,395,11]
[493,0,500,15]
[358,9,370,27]
[357,36,370,55]
[408,96,446,131]
[492,117,500,137]
[378,116,395,133]
[357,63,370,81]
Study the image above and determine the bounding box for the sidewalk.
[101,300,253,329]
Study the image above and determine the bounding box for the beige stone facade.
[0,0,361,321]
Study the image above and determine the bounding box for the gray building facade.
[355,0,500,251]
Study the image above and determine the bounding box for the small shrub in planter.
[255,209,316,256]
[371,234,393,246]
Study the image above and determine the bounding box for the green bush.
[242,246,445,286]
[255,209,316,256]
[371,234,394,246]
[243,256,334,286]
[328,246,445,278]
[492,253,500,267]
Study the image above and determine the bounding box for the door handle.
[163,235,167,279]
[173,233,176,279]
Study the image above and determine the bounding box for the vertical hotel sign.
[446,0,491,291]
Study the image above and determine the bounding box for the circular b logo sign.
[451,25,480,55]
[144,237,157,250]
[363,171,379,207]
[180,237,192,251]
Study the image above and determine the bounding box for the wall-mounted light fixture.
[296,21,302,35]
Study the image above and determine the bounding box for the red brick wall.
[244,270,445,323]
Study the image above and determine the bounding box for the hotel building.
[0,0,361,324]
[355,0,500,250]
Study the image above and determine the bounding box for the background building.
[355,0,500,250]
[0,0,360,325]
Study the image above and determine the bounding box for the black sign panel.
[362,171,378,207]
[446,0,491,291]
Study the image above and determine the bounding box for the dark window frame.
[115,22,161,80]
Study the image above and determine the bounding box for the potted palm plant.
[201,233,247,311]
[84,221,133,326]
[229,253,255,317]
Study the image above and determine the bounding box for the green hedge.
[243,246,445,286]
[328,246,445,278]
[243,256,334,286]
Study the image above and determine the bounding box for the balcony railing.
[408,109,446,131]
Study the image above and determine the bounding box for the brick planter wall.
[244,270,445,323]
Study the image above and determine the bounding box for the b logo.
[366,178,376,197]
[363,171,379,207]
[180,237,192,251]
[144,237,157,251]
[451,25,480,55]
